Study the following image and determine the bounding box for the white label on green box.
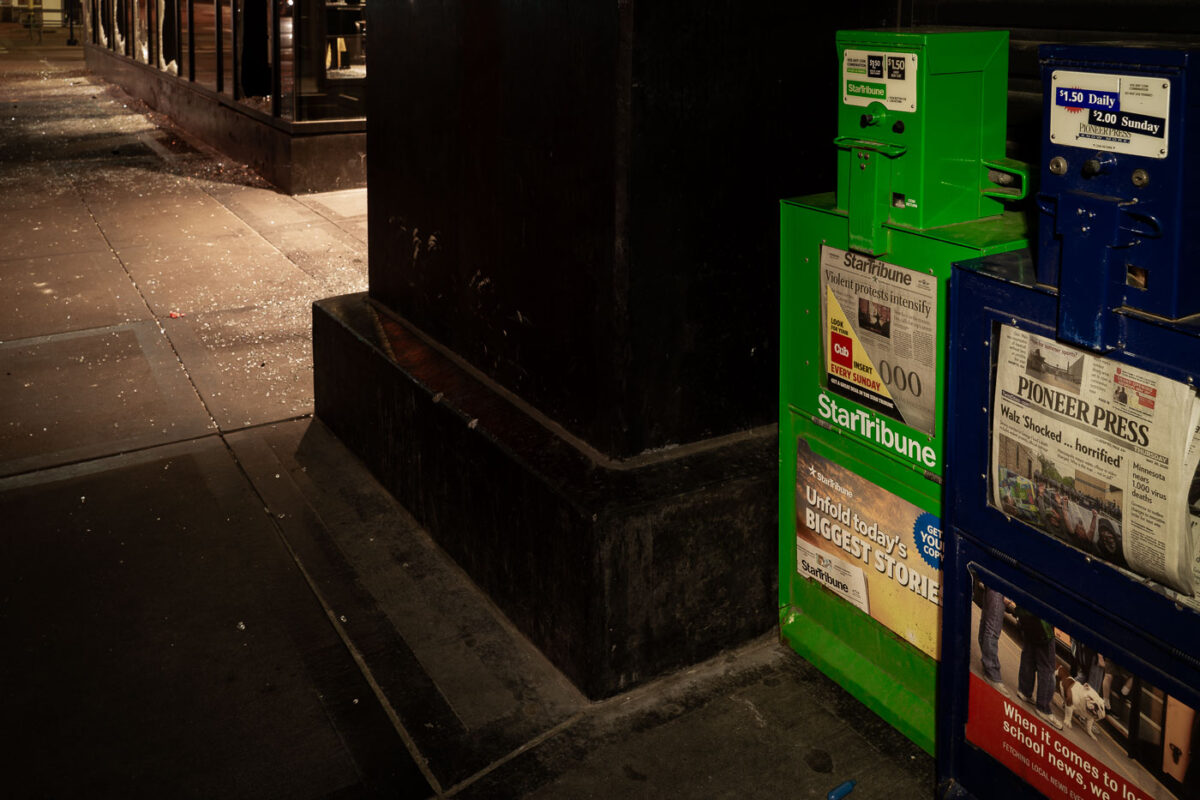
[796,536,870,614]
[843,49,918,112]
[1050,70,1170,159]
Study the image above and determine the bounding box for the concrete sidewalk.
[0,24,935,799]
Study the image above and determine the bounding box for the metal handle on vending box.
[832,136,908,160]
[1118,206,1164,241]
[833,136,908,256]
[981,157,1029,202]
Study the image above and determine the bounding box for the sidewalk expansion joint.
[219,435,447,797]
[441,712,586,797]
[0,430,224,487]
[75,183,222,433]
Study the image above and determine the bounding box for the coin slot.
[1126,265,1148,290]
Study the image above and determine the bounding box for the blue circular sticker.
[913,512,942,571]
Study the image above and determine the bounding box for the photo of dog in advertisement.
[965,576,1198,800]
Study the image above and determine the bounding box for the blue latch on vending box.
[1037,44,1200,352]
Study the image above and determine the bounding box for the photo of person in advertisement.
[965,575,1199,800]
[977,583,1013,698]
[995,435,1127,569]
[1015,605,1063,731]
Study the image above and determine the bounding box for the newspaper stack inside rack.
[990,325,1200,599]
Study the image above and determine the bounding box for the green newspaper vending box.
[779,29,1030,753]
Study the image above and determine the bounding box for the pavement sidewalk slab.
[0,436,431,798]
[227,419,589,791]
[0,199,110,261]
[164,305,316,430]
[0,249,150,341]
[252,219,370,294]
[85,187,255,250]
[299,188,369,222]
[0,321,215,477]
[116,234,323,316]
[0,163,81,209]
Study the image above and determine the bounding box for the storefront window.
[192,0,216,90]
[113,0,127,55]
[276,0,294,119]
[179,0,191,79]
[217,0,232,94]
[238,0,272,107]
[84,0,96,46]
[295,0,364,120]
[86,0,364,121]
[97,0,110,47]
[135,0,148,62]
[158,0,178,74]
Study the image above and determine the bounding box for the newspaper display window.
[988,324,1200,601]
[819,245,939,435]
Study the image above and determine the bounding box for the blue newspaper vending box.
[938,43,1200,800]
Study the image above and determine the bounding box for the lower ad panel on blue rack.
[939,534,1200,800]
